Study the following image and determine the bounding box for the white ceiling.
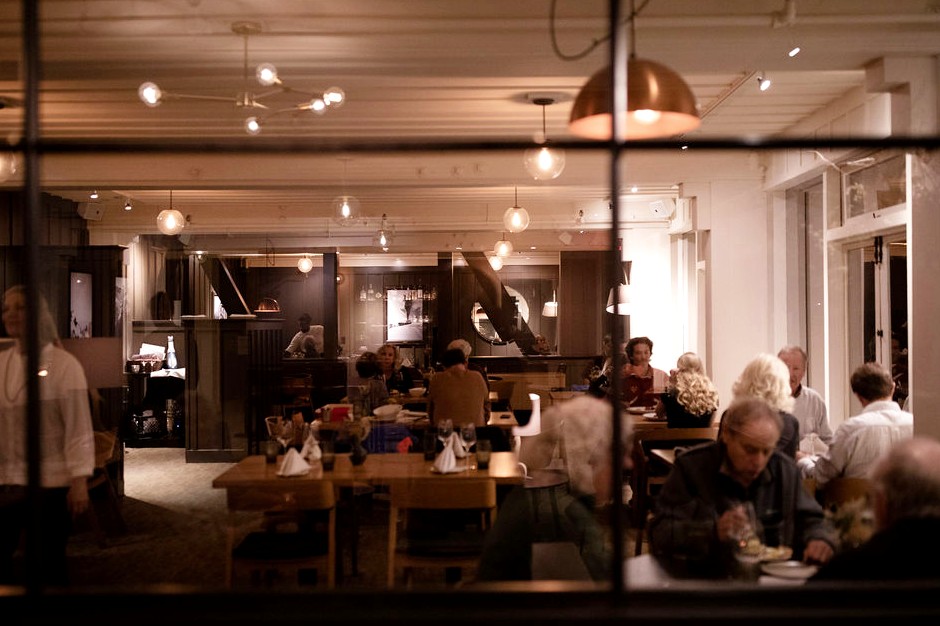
[1,0,938,255]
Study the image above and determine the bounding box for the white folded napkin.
[277,448,311,477]
[300,433,322,461]
[449,431,467,459]
[433,436,458,473]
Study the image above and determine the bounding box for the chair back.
[819,477,873,510]
[390,478,496,510]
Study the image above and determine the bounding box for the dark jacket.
[811,517,940,581]
[661,390,714,428]
[649,441,836,579]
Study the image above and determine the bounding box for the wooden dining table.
[212,450,525,491]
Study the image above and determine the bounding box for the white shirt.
[798,399,912,487]
[792,384,833,444]
[0,344,95,487]
[285,325,325,356]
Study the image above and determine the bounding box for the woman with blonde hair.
[726,353,800,457]
[658,352,720,428]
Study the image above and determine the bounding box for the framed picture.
[386,289,423,343]
[70,272,92,338]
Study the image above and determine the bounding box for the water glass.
[263,439,279,464]
[320,439,336,471]
[475,439,492,470]
[423,429,438,460]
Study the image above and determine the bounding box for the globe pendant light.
[503,186,530,233]
[297,255,314,274]
[156,190,185,235]
[523,97,565,180]
[494,234,513,258]
[568,0,700,140]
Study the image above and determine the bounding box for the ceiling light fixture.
[494,234,513,258]
[138,21,345,135]
[788,46,801,58]
[568,0,699,140]
[334,157,359,224]
[503,186,530,233]
[488,255,504,271]
[89,190,99,199]
[123,198,133,211]
[156,190,185,236]
[523,97,566,180]
[377,214,391,251]
[297,255,314,274]
[757,74,772,91]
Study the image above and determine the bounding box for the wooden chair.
[387,478,497,588]
[83,429,126,547]
[226,482,336,589]
[818,477,873,511]
[630,427,718,555]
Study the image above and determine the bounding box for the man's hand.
[67,478,90,517]
[803,539,834,564]
[716,507,749,544]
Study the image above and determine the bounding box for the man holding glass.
[649,397,836,579]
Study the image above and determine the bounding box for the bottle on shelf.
[165,335,178,370]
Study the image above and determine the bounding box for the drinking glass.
[460,423,477,469]
[437,419,453,445]
[320,439,336,471]
[475,439,492,470]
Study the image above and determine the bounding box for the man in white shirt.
[284,313,324,358]
[798,362,913,487]
[778,346,832,444]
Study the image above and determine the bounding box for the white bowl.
[373,404,403,419]
[408,387,426,397]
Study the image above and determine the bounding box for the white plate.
[627,407,655,415]
[760,560,818,580]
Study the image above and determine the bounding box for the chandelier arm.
[251,88,289,101]
[167,93,239,103]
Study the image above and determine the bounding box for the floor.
[64,447,641,591]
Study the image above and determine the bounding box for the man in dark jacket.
[811,436,940,581]
[649,397,836,579]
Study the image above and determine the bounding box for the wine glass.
[437,419,453,446]
[460,423,477,469]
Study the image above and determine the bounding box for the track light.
[89,190,99,199]
[757,74,772,91]
[123,198,133,211]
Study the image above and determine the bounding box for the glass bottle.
[165,335,178,369]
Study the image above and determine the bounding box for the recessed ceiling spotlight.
[89,190,99,199]
[757,74,772,91]
[123,198,133,211]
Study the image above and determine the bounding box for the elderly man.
[797,362,913,487]
[778,346,832,444]
[649,397,836,578]
[812,437,940,581]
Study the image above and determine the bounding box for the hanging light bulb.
[523,97,566,180]
[377,213,391,251]
[245,117,262,135]
[503,186,530,233]
[297,255,314,274]
[494,235,513,258]
[488,255,504,271]
[156,190,185,235]
[333,158,359,223]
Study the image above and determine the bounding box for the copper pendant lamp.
[568,1,700,140]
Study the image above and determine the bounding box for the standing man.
[798,362,912,488]
[778,346,832,444]
[649,397,836,578]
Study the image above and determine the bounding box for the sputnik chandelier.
[138,21,345,135]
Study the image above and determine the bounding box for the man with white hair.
[778,345,832,444]
[812,436,940,581]
[446,338,488,388]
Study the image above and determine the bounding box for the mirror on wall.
[471,285,529,345]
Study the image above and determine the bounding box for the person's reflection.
[0,286,95,586]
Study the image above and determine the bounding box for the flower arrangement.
[825,497,875,549]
